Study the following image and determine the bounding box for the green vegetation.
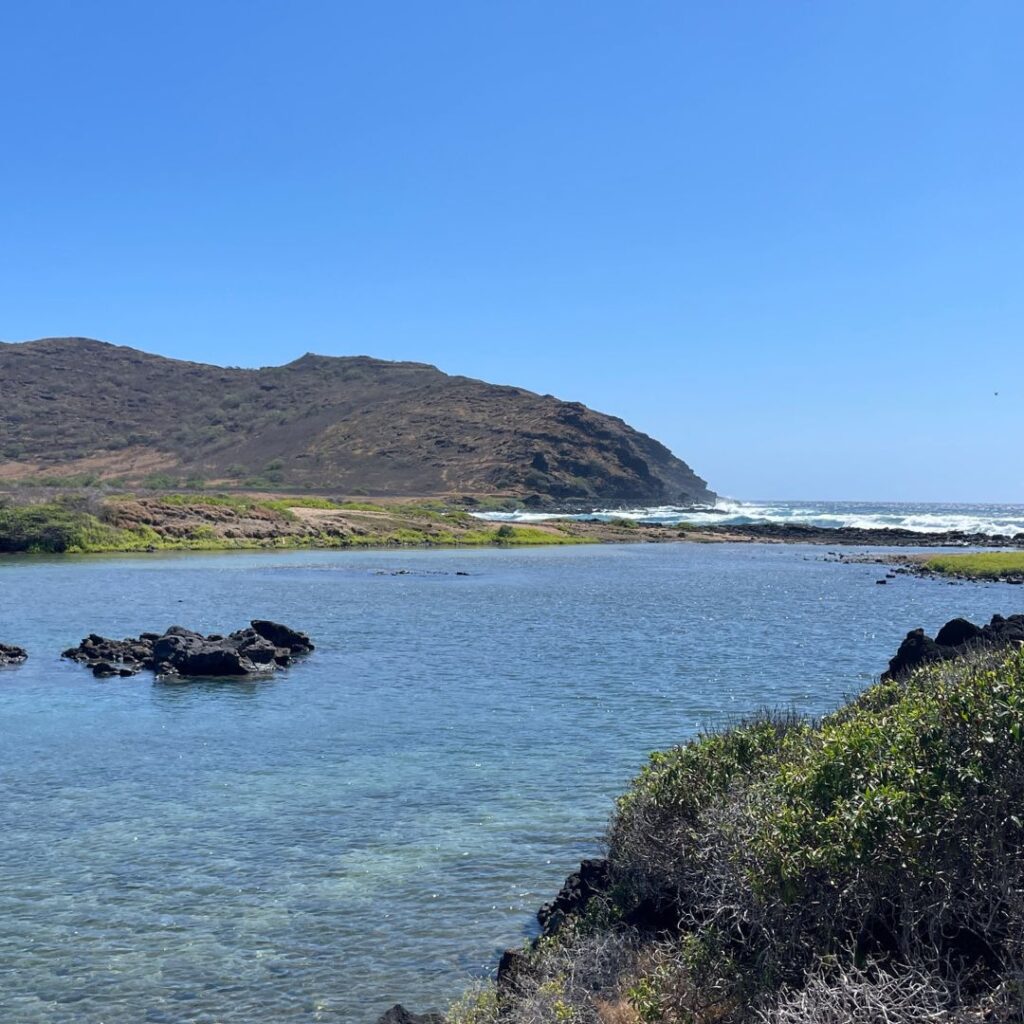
[925,550,1024,580]
[452,495,527,513]
[492,525,584,545]
[0,496,589,555]
[8,471,126,489]
[143,492,263,509]
[459,647,1024,1022]
[0,498,161,553]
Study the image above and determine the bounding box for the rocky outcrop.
[0,642,28,666]
[883,614,1024,680]
[62,621,314,678]
[489,858,614,1005]
[537,858,611,937]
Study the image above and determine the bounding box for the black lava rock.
[883,614,1024,681]
[375,1006,443,1024]
[62,620,314,680]
[251,619,315,653]
[0,642,28,666]
[934,617,984,647]
[537,858,610,937]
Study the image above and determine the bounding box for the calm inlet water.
[1,542,1018,1022]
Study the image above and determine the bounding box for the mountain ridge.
[0,337,714,504]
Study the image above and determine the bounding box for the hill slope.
[0,338,714,503]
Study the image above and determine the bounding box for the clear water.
[1,542,1019,1023]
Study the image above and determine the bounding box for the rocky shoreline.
[827,550,1024,585]
[695,521,1024,547]
[513,518,1024,547]
[3,492,1022,556]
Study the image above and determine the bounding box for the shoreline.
[837,549,1024,585]
[427,640,1024,1024]
[1,493,1022,558]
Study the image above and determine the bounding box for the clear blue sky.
[2,2,1021,503]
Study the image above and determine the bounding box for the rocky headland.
[0,337,713,506]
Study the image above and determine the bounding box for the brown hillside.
[0,337,714,503]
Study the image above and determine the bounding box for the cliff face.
[0,337,714,503]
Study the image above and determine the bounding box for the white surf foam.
[473,500,1024,537]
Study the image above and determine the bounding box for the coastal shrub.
[489,525,587,545]
[755,963,956,1024]
[450,929,640,1024]
[0,498,158,553]
[156,492,256,509]
[603,647,1024,1020]
[330,501,388,512]
[142,472,180,490]
[609,711,808,923]
[446,984,500,1024]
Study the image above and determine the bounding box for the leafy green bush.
[607,648,1024,1019]
[451,649,1024,1023]
[0,498,157,553]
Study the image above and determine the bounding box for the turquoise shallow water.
[0,542,1018,1022]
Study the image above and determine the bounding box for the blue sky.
[2,2,1021,502]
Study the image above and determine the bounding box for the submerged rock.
[883,613,1024,680]
[61,620,314,679]
[0,642,28,666]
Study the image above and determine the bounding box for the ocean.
[474,498,1024,536]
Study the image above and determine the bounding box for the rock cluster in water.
[883,614,1024,680]
[61,620,314,678]
[0,642,28,667]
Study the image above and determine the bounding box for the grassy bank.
[0,495,588,554]
[925,551,1024,581]
[453,647,1024,1023]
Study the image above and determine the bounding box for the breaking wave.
[474,500,1024,537]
